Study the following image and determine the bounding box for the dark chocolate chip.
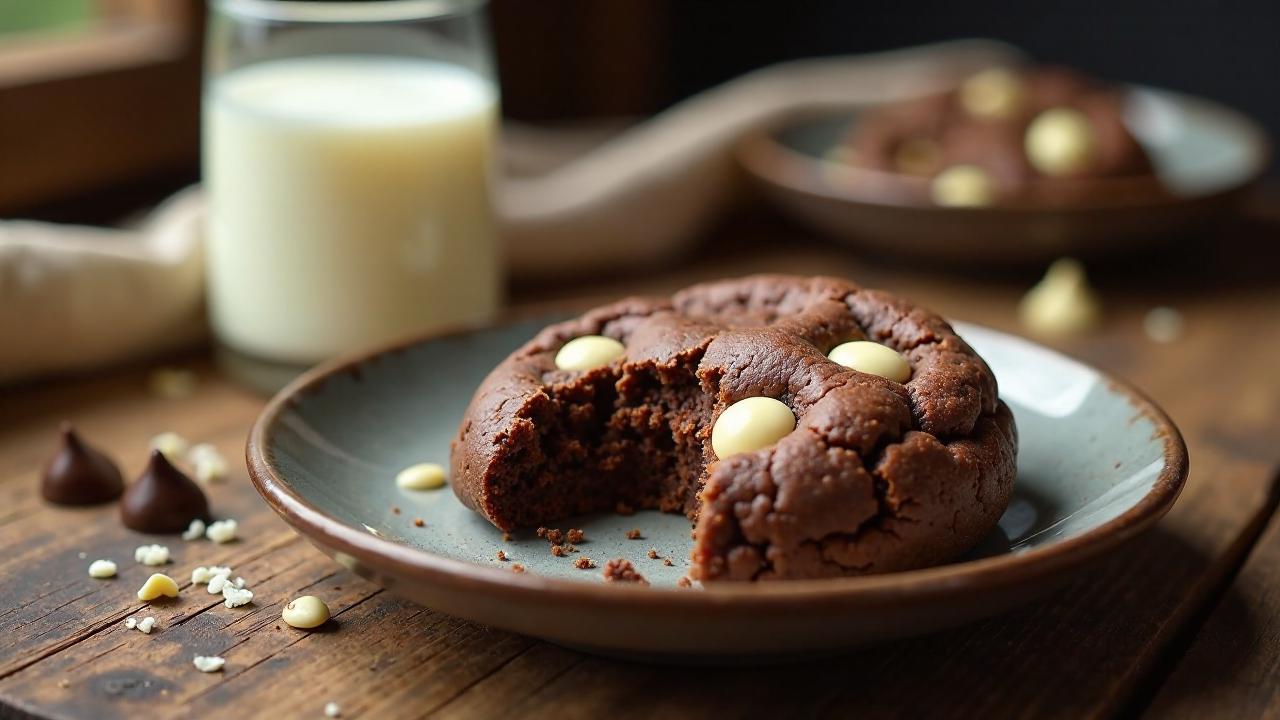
[41,423,124,505]
[120,450,210,533]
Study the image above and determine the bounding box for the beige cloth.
[0,40,1018,384]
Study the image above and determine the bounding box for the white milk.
[204,56,499,364]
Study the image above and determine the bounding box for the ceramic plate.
[737,85,1270,267]
[248,319,1187,660]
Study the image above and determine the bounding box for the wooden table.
[2,207,1278,719]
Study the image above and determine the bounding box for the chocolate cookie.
[451,275,1017,582]
[844,66,1158,207]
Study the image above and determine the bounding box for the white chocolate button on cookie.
[554,336,625,371]
[959,67,1025,119]
[930,165,996,207]
[711,397,795,459]
[1025,108,1095,176]
[828,341,911,382]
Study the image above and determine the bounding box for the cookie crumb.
[626,529,642,540]
[615,502,635,516]
[546,529,564,544]
[57,679,70,689]
[511,563,526,574]
[496,550,508,561]
[677,576,692,588]
[391,506,401,515]
[602,558,648,585]
[324,702,342,718]
[502,532,512,542]
[663,558,674,567]
[413,518,425,527]
[566,528,584,544]
[535,527,548,539]
[574,557,595,570]
[646,549,658,559]
[550,544,569,557]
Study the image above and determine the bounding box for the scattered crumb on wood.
[574,557,595,570]
[677,576,692,588]
[647,549,659,559]
[550,544,569,557]
[615,502,635,516]
[57,679,70,689]
[496,550,508,561]
[511,563,526,574]
[663,558,674,567]
[602,558,648,585]
[413,518,425,527]
[567,528,584,544]
[626,529,642,540]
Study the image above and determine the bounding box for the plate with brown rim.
[737,85,1269,267]
[247,317,1187,661]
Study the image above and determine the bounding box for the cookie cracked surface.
[450,275,1017,582]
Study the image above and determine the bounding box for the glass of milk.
[204,0,500,372]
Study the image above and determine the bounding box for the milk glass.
[204,0,500,369]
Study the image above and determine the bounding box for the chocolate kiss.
[41,423,124,505]
[120,450,211,533]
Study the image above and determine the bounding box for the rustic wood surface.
[1,207,1278,719]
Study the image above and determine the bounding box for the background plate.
[737,86,1270,267]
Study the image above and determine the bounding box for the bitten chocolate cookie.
[451,275,1017,582]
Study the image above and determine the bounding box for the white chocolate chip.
[222,585,254,608]
[137,616,156,634]
[137,573,180,602]
[189,444,229,484]
[282,595,331,629]
[324,702,342,718]
[1143,307,1184,343]
[88,559,117,578]
[931,165,996,207]
[396,462,447,491]
[149,432,190,461]
[207,574,230,594]
[1019,258,1102,335]
[124,618,137,630]
[192,566,232,585]
[149,367,197,399]
[959,67,1025,119]
[193,655,225,673]
[133,544,171,566]
[182,519,207,541]
[205,519,238,544]
[828,341,912,383]
[554,335,625,371]
[711,397,796,459]
[1025,108,1095,176]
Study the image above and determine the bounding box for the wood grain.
[0,212,1278,719]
